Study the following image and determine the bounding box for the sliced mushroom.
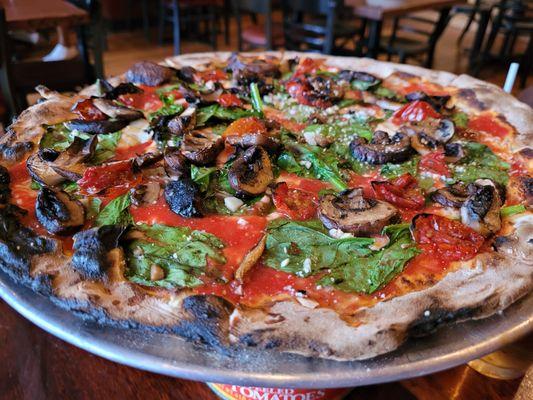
[318,188,398,236]
[181,129,224,166]
[176,66,197,83]
[408,119,455,155]
[225,133,281,155]
[460,180,502,236]
[125,61,174,86]
[0,165,10,205]
[164,147,190,178]
[435,119,455,142]
[26,153,65,186]
[307,75,344,102]
[35,188,85,235]
[235,235,266,281]
[228,146,273,197]
[102,82,142,100]
[130,182,161,206]
[431,183,469,208]
[405,91,451,112]
[444,142,465,162]
[164,178,203,217]
[350,131,413,165]
[65,119,130,135]
[50,136,98,181]
[338,70,381,88]
[410,131,439,155]
[168,106,197,136]
[132,151,163,171]
[72,225,128,279]
[92,98,143,122]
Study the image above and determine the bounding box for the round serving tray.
[0,269,531,388]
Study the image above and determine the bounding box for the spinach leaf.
[264,221,419,294]
[295,143,348,191]
[452,112,469,128]
[87,197,102,220]
[303,122,372,142]
[196,104,258,126]
[91,131,122,164]
[351,79,379,91]
[500,204,526,217]
[373,86,403,101]
[380,156,420,179]
[94,193,133,226]
[452,142,509,186]
[250,82,263,115]
[319,224,419,294]
[63,181,79,193]
[337,99,358,108]
[264,219,374,277]
[125,223,226,289]
[276,151,311,177]
[149,93,184,121]
[40,124,90,151]
[191,165,217,192]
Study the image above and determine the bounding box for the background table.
[0,0,89,30]
[344,0,466,58]
[0,300,524,400]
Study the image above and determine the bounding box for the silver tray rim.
[1,269,531,388]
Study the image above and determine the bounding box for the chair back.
[232,0,274,50]
[282,0,343,54]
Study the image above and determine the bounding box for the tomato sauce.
[348,172,379,198]
[277,172,331,195]
[468,113,513,139]
[398,81,448,97]
[118,85,162,112]
[114,140,154,161]
[131,197,267,301]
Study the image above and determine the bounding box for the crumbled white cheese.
[302,258,312,274]
[296,297,319,309]
[237,218,248,226]
[299,160,312,169]
[280,258,290,268]
[328,228,354,239]
[224,196,244,212]
[118,118,151,148]
[424,310,431,317]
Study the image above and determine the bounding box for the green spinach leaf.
[125,224,226,289]
[452,142,510,186]
[94,193,133,226]
[380,156,420,179]
[191,165,217,192]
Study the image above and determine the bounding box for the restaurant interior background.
[0,0,531,399]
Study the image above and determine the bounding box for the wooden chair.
[158,0,226,55]
[479,0,532,87]
[0,1,104,121]
[281,0,364,55]
[233,0,283,51]
[380,10,451,68]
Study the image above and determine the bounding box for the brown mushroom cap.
[460,180,502,236]
[431,183,469,208]
[164,147,190,178]
[318,188,398,236]
[92,98,144,122]
[350,131,413,165]
[225,133,281,155]
[125,61,175,86]
[181,129,224,166]
[228,146,274,197]
[168,106,197,136]
[35,188,85,235]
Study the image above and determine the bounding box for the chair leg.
[520,33,533,88]
[158,0,166,45]
[399,52,407,64]
[210,10,217,51]
[142,0,150,41]
[457,10,476,45]
[172,0,180,55]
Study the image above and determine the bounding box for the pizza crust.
[1,51,532,361]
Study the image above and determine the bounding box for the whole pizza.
[0,52,531,361]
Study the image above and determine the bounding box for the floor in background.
[102,14,532,94]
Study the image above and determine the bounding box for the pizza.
[0,51,531,361]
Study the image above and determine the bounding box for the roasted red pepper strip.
[418,150,450,177]
[78,160,137,195]
[412,214,485,261]
[217,93,244,108]
[372,173,425,209]
[393,100,441,123]
[272,182,318,221]
[72,99,107,121]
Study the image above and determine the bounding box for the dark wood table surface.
[0,299,524,400]
[0,0,89,30]
[344,0,466,58]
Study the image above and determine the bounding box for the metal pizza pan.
[0,269,531,388]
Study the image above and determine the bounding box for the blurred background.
[0,0,531,125]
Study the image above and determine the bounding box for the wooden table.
[0,0,89,30]
[0,300,524,400]
[344,0,466,58]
